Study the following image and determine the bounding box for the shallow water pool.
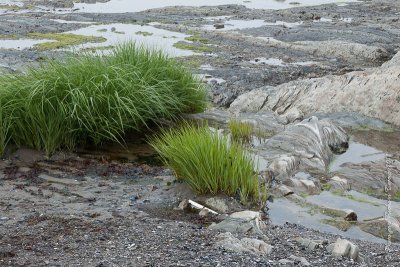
[329,142,386,172]
[66,23,194,57]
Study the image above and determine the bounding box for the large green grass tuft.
[0,43,207,155]
[150,123,267,204]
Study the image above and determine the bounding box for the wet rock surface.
[1,0,400,266]
[230,51,400,127]
[255,117,348,180]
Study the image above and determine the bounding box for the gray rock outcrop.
[229,52,400,127]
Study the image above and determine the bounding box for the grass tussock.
[0,42,207,155]
[150,123,267,204]
[228,120,254,143]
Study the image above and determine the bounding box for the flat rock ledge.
[229,52,400,127]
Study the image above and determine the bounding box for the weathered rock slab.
[209,210,266,234]
[229,52,400,127]
[359,218,400,242]
[255,117,348,180]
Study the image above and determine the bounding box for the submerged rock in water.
[187,109,285,134]
[328,176,350,192]
[359,218,400,243]
[255,116,348,180]
[284,178,321,195]
[333,155,400,199]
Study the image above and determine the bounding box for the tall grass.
[0,43,207,155]
[150,123,267,204]
[0,101,12,156]
[228,119,254,144]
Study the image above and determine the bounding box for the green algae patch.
[320,218,356,231]
[0,34,19,40]
[28,33,107,50]
[394,191,400,201]
[173,42,213,52]
[0,4,25,11]
[185,35,209,44]
[135,31,153,36]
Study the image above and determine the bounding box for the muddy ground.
[1,149,399,266]
[1,0,400,266]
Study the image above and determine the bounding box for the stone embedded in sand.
[229,210,261,220]
[210,210,266,234]
[288,255,310,266]
[327,238,359,260]
[205,197,229,213]
[278,259,294,266]
[177,199,189,210]
[295,238,320,251]
[215,232,272,255]
[199,208,209,217]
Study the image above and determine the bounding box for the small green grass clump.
[28,33,107,50]
[228,120,254,143]
[150,124,267,204]
[0,43,207,155]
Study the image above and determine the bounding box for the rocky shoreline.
[0,0,400,266]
